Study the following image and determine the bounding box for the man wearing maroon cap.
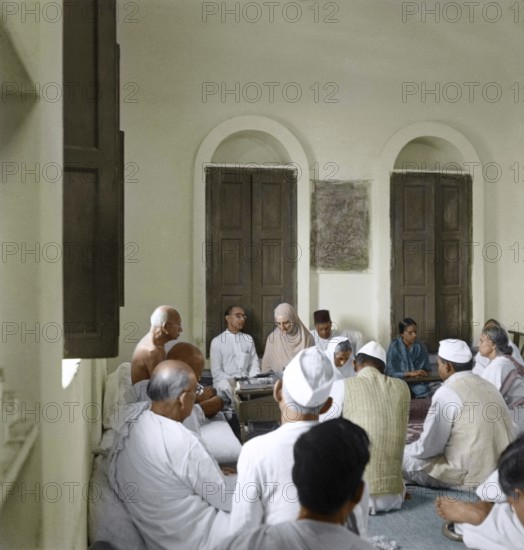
[310,309,363,356]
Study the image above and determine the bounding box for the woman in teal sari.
[386,318,430,398]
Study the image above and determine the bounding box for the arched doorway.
[192,117,310,355]
[390,137,472,350]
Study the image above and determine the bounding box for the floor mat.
[368,487,469,550]
[406,397,431,444]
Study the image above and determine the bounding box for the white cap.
[438,339,472,363]
[358,341,387,364]
[283,348,334,408]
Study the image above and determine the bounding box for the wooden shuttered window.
[63,0,123,358]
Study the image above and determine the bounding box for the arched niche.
[192,116,310,347]
[394,137,465,170]
[211,130,291,164]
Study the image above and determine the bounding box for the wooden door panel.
[435,174,472,344]
[403,295,429,340]
[260,183,284,229]
[402,186,428,232]
[260,240,283,286]
[205,168,252,349]
[220,239,246,285]
[392,173,436,348]
[440,185,461,231]
[440,240,461,285]
[439,295,462,338]
[252,168,297,354]
[402,240,430,287]
[259,295,284,349]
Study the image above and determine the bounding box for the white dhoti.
[402,454,461,490]
[88,455,146,550]
[455,503,524,550]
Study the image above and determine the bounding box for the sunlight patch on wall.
[61,358,81,389]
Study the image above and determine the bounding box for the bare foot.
[434,496,493,526]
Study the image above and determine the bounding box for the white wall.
[1,3,106,548]
[1,8,52,547]
[112,0,524,368]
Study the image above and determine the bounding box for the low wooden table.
[405,374,441,384]
[233,377,280,442]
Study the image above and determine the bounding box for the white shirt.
[210,329,260,383]
[461,502,524,550]
[473,341,524,375]
[403,371,515,490]
[405,372,468,461]
[229,421,317,532]
[481,356,524,403]
[319,378,345,421]
[112,410,232,550]
[218,519,375,550]
[481,355,524,433]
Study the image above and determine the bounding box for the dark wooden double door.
[391,172,472,352]
[205,166,297,356]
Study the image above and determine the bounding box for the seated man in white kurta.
[229,347,335,532]
[210,305,260,402]
[216,418,375,550]
[229,348,370,538]
[108,360,234,550]
[403,339,515,490]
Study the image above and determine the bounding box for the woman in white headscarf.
[325,337,356,379]
[261,303,314,373]
[319,337,355,423]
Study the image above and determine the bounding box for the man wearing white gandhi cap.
[403,338,514,490]
[229,347,370,538]
[282,346,334,410]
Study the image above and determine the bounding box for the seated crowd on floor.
[90,304,524,550]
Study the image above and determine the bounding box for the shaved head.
[167,342,205,379]
[148,305,183,342]
[150,305,177,326]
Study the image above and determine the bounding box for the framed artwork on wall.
[310,180,370,271]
